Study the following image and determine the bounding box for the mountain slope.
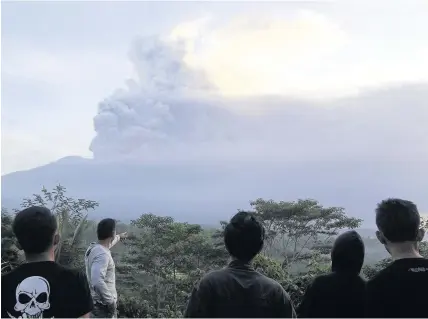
[2,158,427,226]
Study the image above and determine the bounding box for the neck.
[388,242,423,261]
[25,252,54,263]
[231,257,252,265]
[98,239,111,249]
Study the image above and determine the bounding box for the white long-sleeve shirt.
[84,235,120,305]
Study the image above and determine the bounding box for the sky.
[1,0,428,175]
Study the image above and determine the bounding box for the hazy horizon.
[2,1,428,226]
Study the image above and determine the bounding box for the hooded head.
[331,230,365,274]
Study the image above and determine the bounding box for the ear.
[376,230,387,245]
[53,233,60,246]
[416,228,425,242]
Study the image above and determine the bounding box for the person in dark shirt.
[184,211,295,318]
[298,230,366,318]
[366,198,428,318]
[1,206,93,318]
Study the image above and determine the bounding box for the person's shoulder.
[255,271,287,292]
[1,265,28,282]
[201,267,228,282]
[412,257,428,266]
[397,257,428,274]
[53,264,87,283]
[92,247,111,260]
[312,272,334,282]
[190,268,226,292]
[300,273,334,291]
[367,263,395,287]
[1,269,14,283]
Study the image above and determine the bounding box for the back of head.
[224,211,265,262]
[331,230,365,274]
[12,206,57,255]
[376,198,421,243]
[97,218,116,240]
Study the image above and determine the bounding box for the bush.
[117,295,181,318]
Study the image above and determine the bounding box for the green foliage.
[1,208,25,274]
[120,214,228,317]
[286,253,330,307]
[2,185,98,272]
[245,199,361,268]
[253,254,287,282]
[17,185,98,268]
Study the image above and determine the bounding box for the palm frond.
[55,210,69,263]
[71,213,89,246]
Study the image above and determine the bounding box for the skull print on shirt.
[8,276,53,318]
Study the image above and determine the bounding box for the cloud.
[178,11,350,98]
[90,28,428,164]
[170,11,428,99]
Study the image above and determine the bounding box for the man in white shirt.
[85,218,127,318]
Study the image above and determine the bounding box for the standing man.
[366,198,428,318]
[85,218,127,318]
[2,206,93,318]
[184,211,295,318]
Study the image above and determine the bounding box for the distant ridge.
[2,159,427,226]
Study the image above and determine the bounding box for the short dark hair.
[12,206,57,254]
[224,211,265,262]
[97,218,116,240]
[376,198,421,242]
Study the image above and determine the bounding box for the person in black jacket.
[184,211,296,318]
[298,230,366,318]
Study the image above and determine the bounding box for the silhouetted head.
[331,230,365,274]
[224,211,265,263]
[375,198,424,251]
[97,218,116,242]
[13,206,59,258]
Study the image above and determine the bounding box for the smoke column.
[90,35,428,164]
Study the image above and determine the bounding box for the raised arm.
[109,235,120,249]
[109,232,127,249]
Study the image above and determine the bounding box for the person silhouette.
[298,230,366,318]
[365,198,428,318]
[1,206,93,318]
[184,211,295,318]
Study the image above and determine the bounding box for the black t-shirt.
[1,261,93,318]
[365,257,428,318]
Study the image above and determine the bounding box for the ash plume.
[90,35,428,165]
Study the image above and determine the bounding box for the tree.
[253,254,287,282]
[1,208,24,274]
[249,198,361,268]
[286,250,330,307]
[121,213,229,317]
[3,185,98,270]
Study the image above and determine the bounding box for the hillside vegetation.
[2,185,427,318]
